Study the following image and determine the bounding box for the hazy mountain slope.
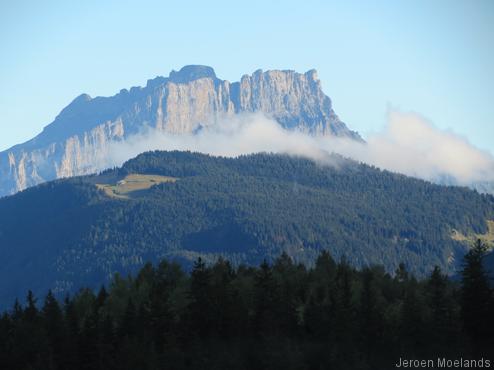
[0,151,492,307]
[0,65,360,197]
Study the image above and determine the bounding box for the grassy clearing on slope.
[96,173,176,199]
[451,220,494,249]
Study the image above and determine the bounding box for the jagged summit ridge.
[0,66,361,196]
[169,65,217,83]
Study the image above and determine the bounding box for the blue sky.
[1,0,493,154]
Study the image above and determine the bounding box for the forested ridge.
[1,241,493,370]
[0,151,493,307]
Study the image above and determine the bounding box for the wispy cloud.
[105,114,330,166]
[325,110,494,185]
[102,111,494,188]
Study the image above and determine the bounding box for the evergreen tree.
[0,312,14,369]
[188,257,213,338]
[460,239,494,356]
[63,296,81,369]
[359,268,383,366]
[331,258,357,369]
[42,290,67,369]
[426,266,461,355]
[253,260,280,336]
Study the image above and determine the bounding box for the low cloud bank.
[325,111,494,185]
[105,111,494,188]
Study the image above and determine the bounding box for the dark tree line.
[1,240,493,370]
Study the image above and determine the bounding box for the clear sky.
[1,0,493,153]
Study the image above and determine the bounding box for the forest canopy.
[1,242,493,370]
[0,151,493,307]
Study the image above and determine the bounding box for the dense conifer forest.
[1,151,493,307]
[1,240,493,370]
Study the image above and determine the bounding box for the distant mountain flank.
[0,65,361,197]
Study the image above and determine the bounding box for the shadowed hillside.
[0,151,493,307]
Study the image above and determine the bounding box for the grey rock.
[0,65,361,197]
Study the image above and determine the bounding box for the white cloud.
[338,111,494,185]
[105,113,329,166]
[103,110,494,188]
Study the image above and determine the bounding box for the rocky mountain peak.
[0,66,362,197]
[73,93,92,103]
[305,69,318,79]
[57,93,92,118]
[169,65,217,83]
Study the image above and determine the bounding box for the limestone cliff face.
[0,65,361,197]
[236,69,351,136]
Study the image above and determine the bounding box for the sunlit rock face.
[0,65,361,197]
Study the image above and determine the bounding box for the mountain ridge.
[0,150,492,307]
[0,65,361,197]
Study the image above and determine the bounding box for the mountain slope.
[0,151,493,307]
[0,65,360,197]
